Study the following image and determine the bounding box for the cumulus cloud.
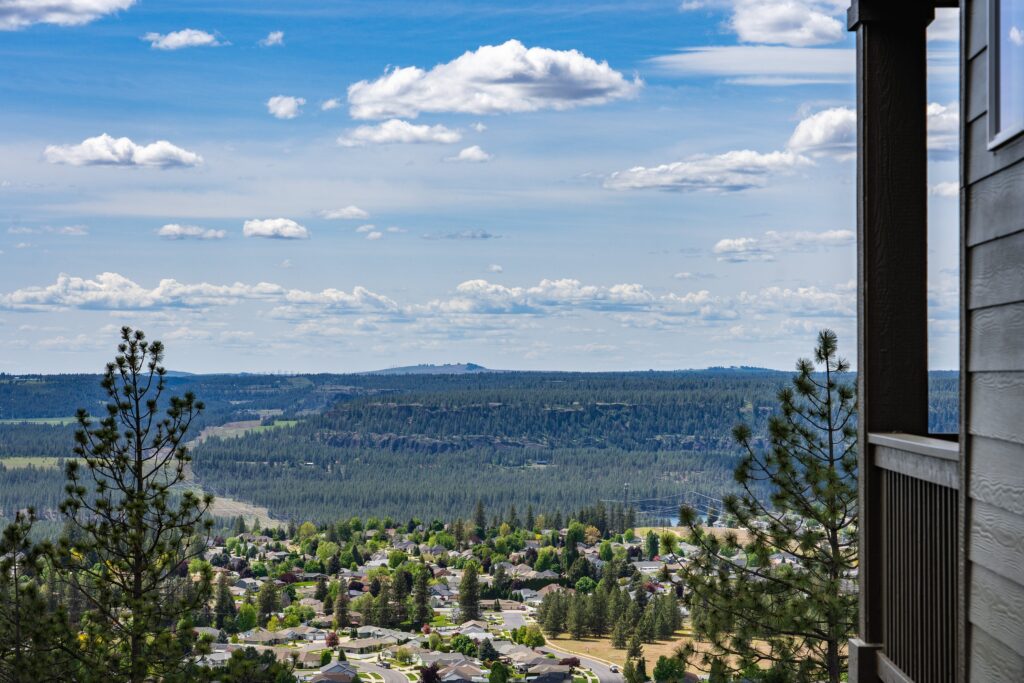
[266,95,305,119]
[157,224,226,240]
[787,106,856,158]
[347,39,641,119]
[321,98,342,111]
[713,229,853,262]
[259,30,284,47]
[321,205,369,220]
[143,28,223,50]
[739,281,855,317]
[355,224,375,233]
[647,45,852,86]
[44,134,202,168]
[0,272,282,311]
[1,0,134,30]
[786,103,956,158]
[424,278,732,321]
[445,145,492,162]
[930,181,958,197]
[0,272,399,314]
[243,218,309,240]
[489,264,504,273]
[731,1,843,47]
[927,102,958,153]
[338,119,461,146]
[365,231,383,240]
[604,149,809,192]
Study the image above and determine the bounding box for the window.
[990,0,1024,146]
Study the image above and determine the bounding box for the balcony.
[859,433,960,683]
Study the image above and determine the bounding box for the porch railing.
[869,432,959,683]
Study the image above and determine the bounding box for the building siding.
[964,0,1024,674]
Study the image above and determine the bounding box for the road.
[351,659,410,683]
[499,609,528,629]
[540,643,624,683]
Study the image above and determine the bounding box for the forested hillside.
[0,369,960,524]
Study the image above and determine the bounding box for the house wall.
[962,1,1024,678]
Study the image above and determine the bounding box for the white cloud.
[928,9,960,42]
[243,218,309,240]
[143,29,223,50]
[259,30,284,47]
[279,259,293,268]
[0,272,399,314]
[927,102,958,153]
[787,106,856,158]
[385,226,406,233]
[786,103,957,159]
[740,281,855,317]
[1012,26,1024,47]
[713,229,853,261]
[321,205,369,220]
[0,0,134,30]
[472,122,487,132]
[604,149,809,192]
[355,224,375,233]
[321,98,342,111]
[44,133,202,168]
[365,231,383,240]
[157,224,226,240]
[347,39,641,119]
[8,225,87,236]
[266,95,305,119]
[421,278,732,321]
[445,145,492,162]
[930,181,958,198]
[488,264,504,273]
[647,45,852,85]
[0,272,283,311]
[337,119,461,146]
[731,1,843,47]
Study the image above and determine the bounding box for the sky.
[0,0,961,374]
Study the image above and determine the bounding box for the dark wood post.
[847,0,933,657]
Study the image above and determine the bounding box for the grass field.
[0,417,77,425]
[635,526,753,547]
[194,419,298,442]
[0,456,70,469]
[550,630,702,667]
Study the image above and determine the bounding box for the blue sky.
[0,0,960,373]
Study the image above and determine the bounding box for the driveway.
[352,659,411,683]
[499,609,528,630]
[540,643,624,683]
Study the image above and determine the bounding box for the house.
[313,660,358,683]
[338,636,398,654]
[239,628,285,646]
[438,663,488,683]
[847,1,1024,681]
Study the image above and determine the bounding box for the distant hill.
[362,363,496,375]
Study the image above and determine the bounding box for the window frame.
[989,0,1024,148]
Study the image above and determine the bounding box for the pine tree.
[567,593,586,639]
[60,327,213,683]
[611,617,629,649]
[474,499,486,537]
[0,510,75,681]
[525,505,535,531]
[678,330,858,683]
[215,572,237,629]
[333,591,349,629]
[458,562,481,621]
[257,581,280,626]
[412,568,431,627]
